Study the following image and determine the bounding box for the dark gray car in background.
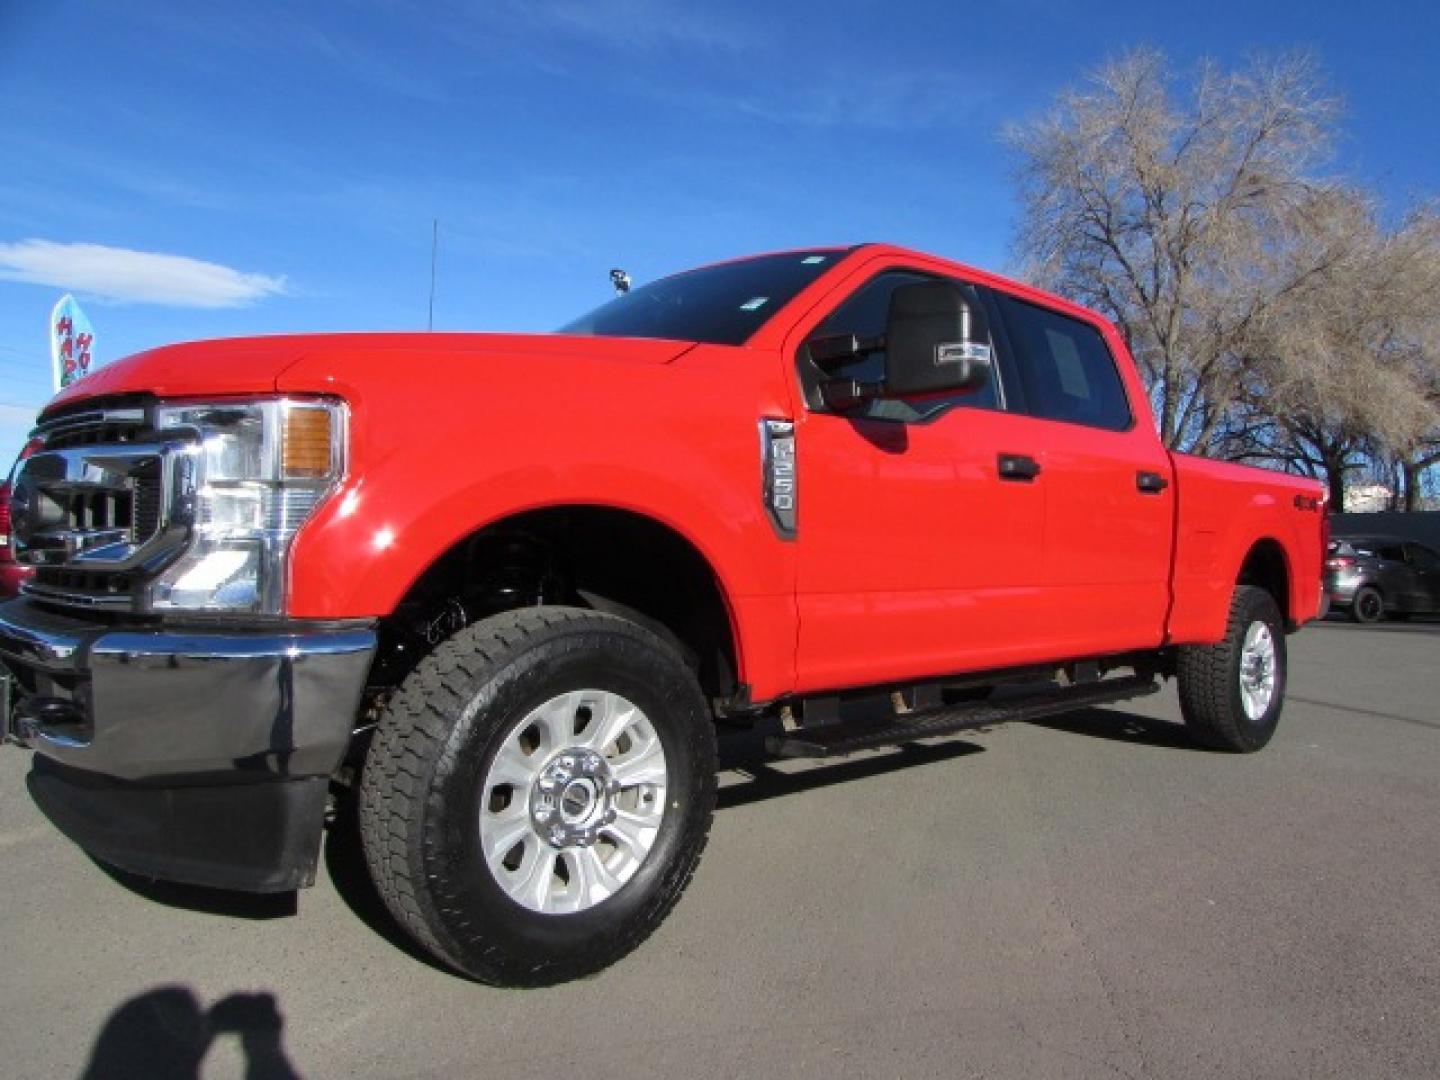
[1325,535,1440,622]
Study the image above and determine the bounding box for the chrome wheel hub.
[479,690,669,915]
[1239,621,1277,721]
[529,749,617,847]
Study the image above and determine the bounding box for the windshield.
[559,250,845,346]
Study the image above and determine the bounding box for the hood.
[43,332,697,417]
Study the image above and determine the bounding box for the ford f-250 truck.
[0,244,1325,984]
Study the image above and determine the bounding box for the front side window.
[803,270,1001,422]
[995,295,1132,432]
[560,250,842,346]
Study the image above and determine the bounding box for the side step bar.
[765,675,1161,760]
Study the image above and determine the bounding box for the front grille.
[31,568,138,602]
[14,402,186,611]
[49,488,135,536]
[36,407,149,451]
[133,459,163,539]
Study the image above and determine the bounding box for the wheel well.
[372,507,739,704]
[1238,539,1290,627]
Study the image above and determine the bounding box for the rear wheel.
[358,607,716,984]
[1176,585,1287,752]
[1351,586,1385,624]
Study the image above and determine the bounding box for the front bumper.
[0,598,376,891]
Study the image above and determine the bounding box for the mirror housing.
[884,281,992,398]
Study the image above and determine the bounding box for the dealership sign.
[50,294,96,392]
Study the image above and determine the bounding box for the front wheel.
[358,607,717,984]
[1176,585,1287,752]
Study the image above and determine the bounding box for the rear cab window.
[992,293,1132,432]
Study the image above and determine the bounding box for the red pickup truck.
[0,244,1324,984]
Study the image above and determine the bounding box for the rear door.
[985,290,1174,655]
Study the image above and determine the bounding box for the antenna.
[427,219,439,331]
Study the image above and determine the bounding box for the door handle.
[1136,471,1169,494]
[998,453,1042,482]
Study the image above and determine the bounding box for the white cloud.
[0,239,287,308]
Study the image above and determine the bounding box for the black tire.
[1176,585,1287,753]
[358,606,717,984]
[1351,585,1385,624]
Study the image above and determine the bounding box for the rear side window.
[995,295,1131,432]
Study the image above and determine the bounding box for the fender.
[280,340,801,699]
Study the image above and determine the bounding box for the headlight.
[151,398,345,614]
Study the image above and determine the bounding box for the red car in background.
[0,482,32,598]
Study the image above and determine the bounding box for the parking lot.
[2,616,1438,1079]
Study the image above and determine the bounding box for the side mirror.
[884,281,992,398]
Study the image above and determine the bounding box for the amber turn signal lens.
[282,405,333,478]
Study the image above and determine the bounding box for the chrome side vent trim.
[759,418,797,541]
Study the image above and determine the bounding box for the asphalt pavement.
[2,616,1438,1079]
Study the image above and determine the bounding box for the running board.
[765,676,1161,760]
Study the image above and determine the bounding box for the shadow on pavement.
[92,861,297,920]
[80,985,299,1080]
[715,720,988,810]
[1023,706,1209,751]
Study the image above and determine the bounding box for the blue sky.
[1,0,1438,462]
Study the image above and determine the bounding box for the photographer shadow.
[81,985,299,1080]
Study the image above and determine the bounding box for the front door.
[790,268,1052,692]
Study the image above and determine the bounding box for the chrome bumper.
[0,598,375,781]
[0,598,377,891]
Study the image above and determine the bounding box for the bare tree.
[1382,211,1440,509]
[1007,48,1344,452]
[1246,200,1440,508]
